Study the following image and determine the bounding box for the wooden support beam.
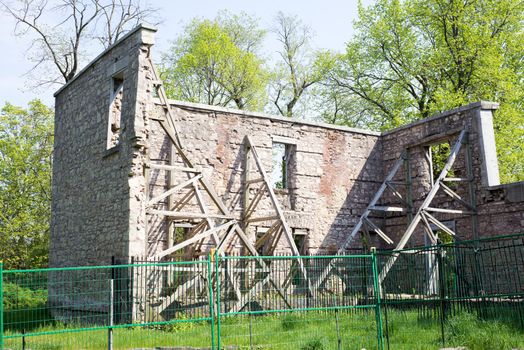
[156,221,236,259]
[420,213,438,245]
[363,218,394,244]
[439,181,476,211]
[255,221,281,249]
[385,181,407,204]
[246,215,280,223]
[378,130,467,284]
[147,210,233,220]
[443,177,471,182]
[148,175,202,207]
[147,163,201,173]
[369,206,406,213]
[425,207,473,215]
[246,177,265,185]
[244,188,265,221]
[423,211,457,237]
[172,190,195,211]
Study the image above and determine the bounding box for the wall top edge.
[382,101,499,136]
[162,99,382,137]
[53,23,157,98]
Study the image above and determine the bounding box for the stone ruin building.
[48,25,524,319]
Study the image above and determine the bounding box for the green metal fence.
[215,253,382,349]
[0,253,382,350]
[1,234,524,349]
[377,233,524,349]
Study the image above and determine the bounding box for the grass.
[3,309,524,350]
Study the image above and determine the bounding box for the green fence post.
[208,253,215,350]
[0,261,3,350]
[215,253,221,350]
[371,248,384,350]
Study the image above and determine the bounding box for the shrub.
[300,337,328,350]
[3,282,47,310]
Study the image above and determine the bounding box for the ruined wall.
[380,102,524,247]
[50,25,157,267]
[146,102,383,256]
[51,26,523,269]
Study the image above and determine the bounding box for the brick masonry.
[50,25,524,268]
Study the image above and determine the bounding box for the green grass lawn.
[3,309,524,350]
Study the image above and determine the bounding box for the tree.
[270,12,325,118]
[0,100,53,269]
[325,0,524,182]
[1,0,158,86]
[161,12,268,110]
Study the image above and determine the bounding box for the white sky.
[0,0,371,108]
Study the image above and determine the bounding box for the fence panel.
[1,260,213,350]
[215,254,383,350]
[377,233,524,350]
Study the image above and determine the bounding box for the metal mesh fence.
[215,254,383,349]
[1,260,214,349]
[377,233,524,349]
[1,234,523,349]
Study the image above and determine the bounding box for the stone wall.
[146,101,383,256]
[50,24,157,268]
[380,102,524,247]
[51,25,524,269]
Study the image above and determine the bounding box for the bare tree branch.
[1,0,159,87]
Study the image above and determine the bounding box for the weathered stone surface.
[51,25,524,269]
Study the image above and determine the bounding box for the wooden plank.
[425,207,473,215]
[172,190,195,211]
[439,181,476,211]
[156,221,236,259]
[246,215,280,223]
[420,213,438,245]
[369,206,406,213]
[255,221,281,249]
[244,188,265,220]
[148,175,202,206]
[443,177,470,182]
[423,211,457,237]
[147,163,200,173]
[246,177,265,185]
[363,218,394,244]
[385,181,407,204]
[378,130,467,284]
[147,210,233,220]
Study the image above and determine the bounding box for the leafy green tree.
[161,12,268,110]
[0,100,53,269]
[269,12,325,118]
[324,0,524,182]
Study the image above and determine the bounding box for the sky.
[0,0,371,108]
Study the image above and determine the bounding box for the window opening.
[271,142,294,189]
[107,73,124,149]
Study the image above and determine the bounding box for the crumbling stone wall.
[146,101,383,256]
[51,25,523,270]
[380,102,524,247]
[50,24,157,268]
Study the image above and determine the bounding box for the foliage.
[300,337,328,350]
[161,12,268,110]
[322,0,524,182]
[3,282,47,310]
[269,12,326,118]
[0,100,53,269]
